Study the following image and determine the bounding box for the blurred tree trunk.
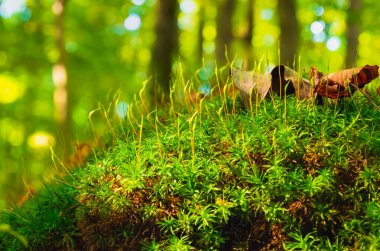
[150,0,179,105]
[216,0,235,66]
[52,0,70,154]
[277,0,298,66]
[243,0,254,69]
[198,3,205,65]
[345,0,361,67]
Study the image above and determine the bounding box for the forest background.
[1,0,380,206]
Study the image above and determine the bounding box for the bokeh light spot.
[326,36,341,51]
[180,0,196,14]
[198,83,211,96]
[0,0,26,18]
[260,9,273,20]
[120,44,133,62]
[0,75,25,104]
[312,32,327,43]
[178,15,193,30]
[198,67,213,81]
[262,34,275,46]
[132,0,145,6]
[316,6,324,16]
[310,21,325,35]
[138,48,151,64]
[203,24,216,40]
[359,32,371,46]
[28,131,55,149]
[116,101,129,119]
[203,41,215,54]
[124,14,141,31]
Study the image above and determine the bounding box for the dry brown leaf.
[311,65,379,99]
[231,67,271,107]
[232,65,313,107]
[271,65,312,100]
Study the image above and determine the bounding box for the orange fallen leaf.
[311,65,379,99]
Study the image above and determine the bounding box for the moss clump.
[1,94,380,250]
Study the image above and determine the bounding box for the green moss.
[1,91,380,250]
[0,182,79,250]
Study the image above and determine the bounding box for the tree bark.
[150,0,179,105]
[216,0,235,66]
[345,0,361,67]
[52,0,70,154]
[243,0,254,69]
[277,0,298,66]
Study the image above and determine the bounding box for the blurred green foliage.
[0,0,380,205]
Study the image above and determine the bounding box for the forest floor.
[1,76,380,250]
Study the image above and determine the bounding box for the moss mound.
[1,96,380,250]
